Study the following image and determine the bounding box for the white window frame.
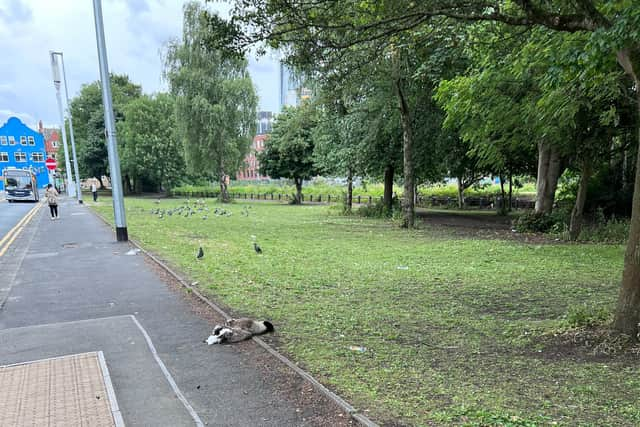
[8,136,15,145]
[20,136,27,146]
[31,152,44,162]
[14,152,26,162]
[28,136,35,146]
[0,152,8,162]
[0,136,6,145]
[52,140,59,148]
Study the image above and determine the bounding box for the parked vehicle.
[2,168,40,202]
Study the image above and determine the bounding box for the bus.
[2,168,40,202]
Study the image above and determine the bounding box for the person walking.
[45,183,59,220]
[91,180,98,202]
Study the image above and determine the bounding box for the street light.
[50,51,83,204]
[49,52,75,198]
[92,0,128,241]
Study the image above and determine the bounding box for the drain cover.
[62,242,78,248]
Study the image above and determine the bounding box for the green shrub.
[579,217,629,244]
[514,209,570,234]
[513,212,556,233]
[356,198,401,218]
[564,304,611,328]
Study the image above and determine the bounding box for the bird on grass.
[253,243,262,254]
[197,247,204,260]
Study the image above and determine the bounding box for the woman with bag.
[45,183,59,220]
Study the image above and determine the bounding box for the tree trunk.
[508,174,513,212]
[535,141,563,214]
[383,164,394,212]
[294,178,303,204]
[394,74,415,228]
[346,169,353,212]
[457,176,465,209]
[569,161,592,241]
[219,171,230,203]
[613,48,640,337]
[499,174,507,215]
[98,176,105,190]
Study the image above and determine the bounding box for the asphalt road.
[0,200,36,243]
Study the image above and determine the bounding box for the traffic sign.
[45,158,57,171]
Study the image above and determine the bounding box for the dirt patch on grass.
[535,327,640,363]
[417,210,557,244]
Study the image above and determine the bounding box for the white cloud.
[0,0,279,132]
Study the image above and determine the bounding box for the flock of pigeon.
[149,199,233,220]
[148,199,263,260]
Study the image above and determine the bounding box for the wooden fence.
[169,190,536,210]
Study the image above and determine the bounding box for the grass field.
[93,198,638,426]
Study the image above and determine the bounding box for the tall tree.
[258,105,318,204]
[121,94,185,192]
[69,74,142,187]
[165,1,257,202]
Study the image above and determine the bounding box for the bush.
[356,198,401,218]
[513,212,556,233]
[579,216,629,244]
[513,208,570,234]
[564,304,611,328]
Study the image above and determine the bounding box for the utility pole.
[51,51,83,204]
[92,0,127,241]
[50,52,75,198]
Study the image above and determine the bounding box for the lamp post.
[92,0,127,241]
[50,51,82,204]
[49,52,75,198]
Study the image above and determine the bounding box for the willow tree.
[165,1,257,201]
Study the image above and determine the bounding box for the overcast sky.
[0,0,280,130]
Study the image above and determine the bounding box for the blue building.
[0,117,49,191]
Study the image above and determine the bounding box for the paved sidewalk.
[0,198,351,426]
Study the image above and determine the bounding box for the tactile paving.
[0,352,116,427]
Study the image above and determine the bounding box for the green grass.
[93,197,637,426]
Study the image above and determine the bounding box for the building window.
[0,136,6,145]
[31,152,44,162]
[50,153,57,160]
[28,136,35,146]
[52,140,59,148]
[15,152,27,162]
[0,152,8,162]
[8,136,15,145]
[20,136,27,146]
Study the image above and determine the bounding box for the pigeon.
[253,243,262,254]
[197,247,204,260]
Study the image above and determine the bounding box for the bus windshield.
[5,175,32,190]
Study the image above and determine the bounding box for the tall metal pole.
[92,0,127,241]
[50,52,75,198]
[56,52,83,204]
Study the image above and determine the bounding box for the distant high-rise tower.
[279,63,302,109]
